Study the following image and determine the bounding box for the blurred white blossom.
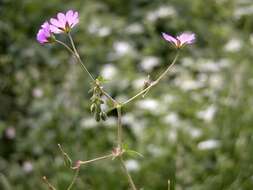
[5,127,16,139]
[22,161,33,173]
[163,112,180,127]
[80,117,98,129]
[132,77,146,89]
[224,38,242,52]
[146,6,176,22]
[101,64,118,80]
[140,56,160,72]
[125,23,144,34]
[197,105,217,122]
[136,99,160,112]
[32,88,43,98]
[87,21,111,37]
[125,159,140,171]
[198,139,220,150]
[113,41,133,56]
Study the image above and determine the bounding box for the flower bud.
[90,103,96,113]
[100,111,107,121]
[95,112,100,122]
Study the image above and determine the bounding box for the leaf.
[125,149,144,158]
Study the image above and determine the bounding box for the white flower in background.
[140,56,160,72]
[80,117,97,129]
[197,105,217,122]
[32,87,43,98]
[125,23,144,34]
[187,127,202,138]
[181,57,194,67]
[87,21,111,37]
[175,76,204,91]
[5,127,16,139]
[113,41,133,56]
[198,59,221,72]
[125,159,140,171]
[101,64,118,80]
[103,117,117,127]
[163,112,180,127]
[132,77,146,89]
[146,6,176,22]
[167,129,177,143]
[136,99,160,112]
[234,4,253,19]
[224,38,242,52]
[198,139,220,150]
[161,94,175,104]
[23,161,33,173]
[122,113,136,126]
[147,144,163,157]
[209,74,224,90]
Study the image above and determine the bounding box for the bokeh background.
[1,0,253,189]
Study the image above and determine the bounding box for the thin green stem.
[98,85,118,105]
[119,157,137,190]
[78,154,113,166]
[67,169,79,190]
[55,39,75,55]
[122,52,180,106]
[116,106,123,149]
[67,33,95,81]
[42,176,57,190]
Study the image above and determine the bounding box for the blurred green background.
[1,0,253,189]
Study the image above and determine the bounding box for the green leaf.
[125,149,144,158]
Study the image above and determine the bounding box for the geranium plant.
[37,10,195,190]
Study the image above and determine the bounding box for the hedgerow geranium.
[37,10,196,190]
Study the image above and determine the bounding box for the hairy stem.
[42,176,57,190]
[78,154,113,166]
[116,106,123,149]
[67,33,95,81]
[119,157,137,190]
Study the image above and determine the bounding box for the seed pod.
[100,111,107,121]
[90,103,96,113]
[95,112,100,122]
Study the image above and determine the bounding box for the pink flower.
[162,32,195,49]
[36,21,53,44]
[50,10,79,33]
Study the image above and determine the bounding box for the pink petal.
[50,25,62,34]
[57,12,66,26]
[177,32,195,45]
[50,18,63,28]
[162,32,177,45]
[66,10,74,21]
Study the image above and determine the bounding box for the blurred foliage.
[1,0,253,189]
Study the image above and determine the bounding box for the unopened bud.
[100,111,107,121]
[90,103,96,113]
[95,112,100,122]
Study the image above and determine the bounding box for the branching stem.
[77,154,113,166]
[122,52,179,106]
